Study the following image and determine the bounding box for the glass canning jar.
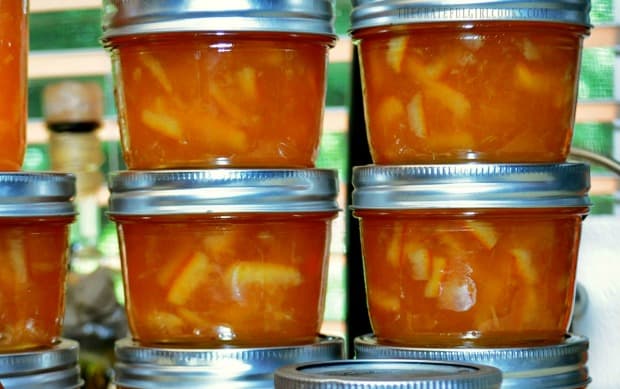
[0,173,76,352]
[350,0,591,164]
[101,1,336,169]
[352,164,591,347]
[0,1,27,170]
[107,169,339,347]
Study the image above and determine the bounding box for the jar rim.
[108,169,340,215]
[350,0,592,32]
[0,172,75,217]
[101,0,336,40]
[351,164,591,210]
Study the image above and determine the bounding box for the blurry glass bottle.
[43,81,105,274]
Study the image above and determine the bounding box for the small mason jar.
[355,333,591,388]
[114,336,344,389]
[0,173,76,352]
[101,1,336,169]
[350,0,591,164]
[352,164,590,347]
[0,0,27,170]
[107,169,339,347]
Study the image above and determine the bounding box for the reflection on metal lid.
[352,163,591,210]
[355,334,590,388]
[114,336,345,388]
[350,0,592,31]
[274,358,502,388]
[108,169,340,215]
[102,0,335,39]
[0,172,75,217]
[0,339,83,389]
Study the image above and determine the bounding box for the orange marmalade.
[351,163,590,347]
[106,33,332,169]
[112,213,335,347]
[355,208,587,347]
[0,1,27,170]
[354,22,589,163]
[0,217,73,352]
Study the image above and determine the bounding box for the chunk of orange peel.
[424,257,446,298]
[227,262,302,302]
[387,36,408,73]
[166,252,213,305]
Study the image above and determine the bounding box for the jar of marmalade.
[101,1,336,169]
[352,164,590,347]
[108,169,339,347]
[350,0,591,164]
[0,173,75,352]
[0,1,27,170]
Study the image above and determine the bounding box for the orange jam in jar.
[0,1,27,170]
[352,164,591,347]
[350,1,591,164]
[0,173,75,352]
[101,1,335,169]
[108,169,339,347]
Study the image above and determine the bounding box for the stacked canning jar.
[0,2,83,388]
[349,1,594,387]
[100,1,344,387]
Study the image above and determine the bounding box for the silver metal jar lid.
[108,169,340,216]
[101,0,335,40]
[351,164,591,210]
[355,334,590,388]
[0,339,83,389]
[114,336,345,389]
[274,359,502,388]
[350,0,592,32]
[0,172,75,217]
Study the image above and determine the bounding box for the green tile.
[590,195,615,215]
[572,122,614,173]
[23,144,50,171]
[28,76,116,119]
[326,62,352,107]
[578,48,614,101]
[334,0,353,36]
[317,131,349,183]
[101,140,126,175]
[572,122,614,156]
[590,0,614,24]
[30,9,103,51]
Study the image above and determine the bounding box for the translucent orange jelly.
[112,213,336,347]
[355,208,588,347]
[0,1,27,170]
[354,22,589,164]
[0,217,73,352]
[106,33,333,169]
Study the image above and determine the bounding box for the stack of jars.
[0,2,82,388]
[347,0,594,387]
[100,1,344,387]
